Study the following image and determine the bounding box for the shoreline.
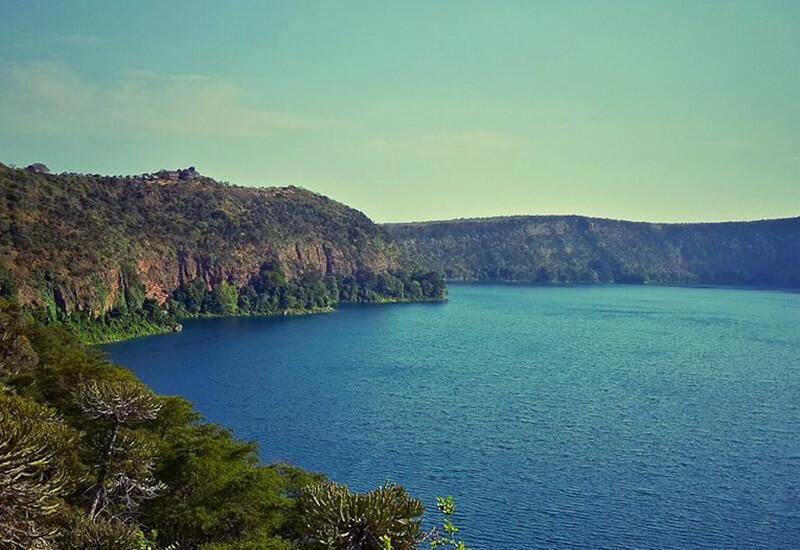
[91,297,448,345]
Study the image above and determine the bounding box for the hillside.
[385,215,800,287]
[0,163,445,342]
[3,160,797,344]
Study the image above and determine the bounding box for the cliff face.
[4,161,797,321]
[0,164,398,316]
[385,215,800,287]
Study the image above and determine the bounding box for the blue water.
[104,284,800,549]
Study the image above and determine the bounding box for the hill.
[0,163,445,342]
[3,160,797,342]
[385,215,800,287]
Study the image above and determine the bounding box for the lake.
[103,284,800,549]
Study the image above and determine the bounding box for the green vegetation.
[428,497,472,550]
[2,160,799,344]
[297,483,475,550]
[60,311,177,346]
[168,263,445,318]
[27,266,181,344]
[0,162,446,344]
[0,297,325,548]
[44,264,445,344]
[0,298,473,550]
[300,481,425,550]
[386,215,800,287]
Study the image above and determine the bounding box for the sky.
[0,1,798,223]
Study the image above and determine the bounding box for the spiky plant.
[75,379,162,520]
[300,481,425,550]
[0,390,78,549]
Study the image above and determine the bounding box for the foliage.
[76,379,161,425]
[0,299,327,549]
[141,421,288,548]
[0,162,448,343]
[135,528,177,550]
[0,259,16,300]
[0,301,39,377]
[62,310,176,346]
[299,481,425,550]
[170,265,446,320]
[428,497,471,550]
[75,379,163,520]
[0,391,79,550]
[387,215,800,286]
[55,510,140,550]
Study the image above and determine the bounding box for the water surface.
[104,284,800,549]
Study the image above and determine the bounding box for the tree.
[210,282,239,316]
[0,261,16,300]
[75,379,162,520]
[176,278,208,315]
[141,422,295,549]
[122,265,147,312]
[299,481,425,550]
[0,301,39,379]
[55,509,140,550]
[0,391,79,550]
[324,275,340,304]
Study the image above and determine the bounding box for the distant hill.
[2,160,797,342]
[385,215,800,287]
[0,163,444,342]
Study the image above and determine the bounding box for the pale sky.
[1,1,798,223]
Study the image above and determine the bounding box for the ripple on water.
[104,285,800,550]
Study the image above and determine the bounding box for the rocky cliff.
[3,161,797,324]
[0,163,401,317]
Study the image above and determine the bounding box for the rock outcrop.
[0,163,400,317]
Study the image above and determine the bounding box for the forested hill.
[385,215,800,287]
[0,163,445,342]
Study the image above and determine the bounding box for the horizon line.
[3,160,798,228]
